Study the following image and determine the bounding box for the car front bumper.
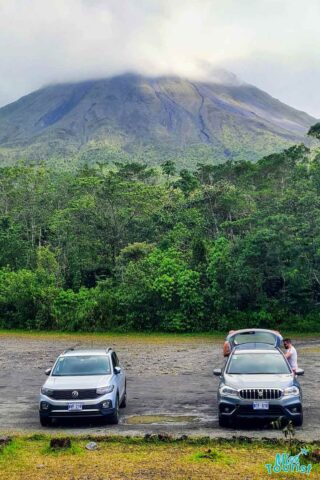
[39,394,116,419]
[218,395,302,421]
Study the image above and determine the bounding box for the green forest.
[1,135,320,332]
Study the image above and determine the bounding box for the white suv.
[39,348,126,426]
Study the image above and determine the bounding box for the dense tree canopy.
[1,143,320,332]
[308,122,320,140]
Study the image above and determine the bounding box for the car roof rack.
[62,343,82,354]
[63,347,75,354]
[61,346,112,355]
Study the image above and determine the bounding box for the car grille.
[49,389,100,400]
[239,388,282,400]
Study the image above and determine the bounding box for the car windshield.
[227,353,290,374]
[231,331,277,345]
[52,355,111,376]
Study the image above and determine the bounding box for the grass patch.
[124,415,198,425]
[0,328,318,344]
[0,435,319,480]
[0,438,20,458]
[192,448,231,464]
[42,443,83,456]
[27,433,47,441]
[0,329,225,344]
[300,346,320,353]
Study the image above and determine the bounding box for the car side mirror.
[213,368,222,377]
[296,368,304,376]
[45,368,51,376]
[114,366,121,375]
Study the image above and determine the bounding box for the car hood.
[223,373,294,390]
[43,375,112,390]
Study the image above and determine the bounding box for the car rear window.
[52,355,111,376]
[227,353,290,374]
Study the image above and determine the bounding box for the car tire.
[120,385,127,408]
[218,415,231,428]
[39,415,51,427]
[107,395,120,424]
[293,412,303,427]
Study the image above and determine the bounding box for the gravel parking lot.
[0,333,319,440]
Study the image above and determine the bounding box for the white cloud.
[0,0,319,116]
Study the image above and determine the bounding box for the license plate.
[253,401,269,410]
[68,403,83,411]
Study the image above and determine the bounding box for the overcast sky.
[0,0,319,117]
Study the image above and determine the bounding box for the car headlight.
[219,385,239,397]
[283,386,300,397]
[96,385,114,395]
[41,387,54,396]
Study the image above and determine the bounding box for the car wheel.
[218,415,231,428]
[39,415,51,427]
[107,395,120,424]
[120,386,127,408]
[293,412,303,427]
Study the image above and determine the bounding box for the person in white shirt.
[283,338,298,374]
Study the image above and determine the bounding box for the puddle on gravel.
[123,415,199,425]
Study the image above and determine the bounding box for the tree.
[161,160,176,180]
[308,122,320,140]
[174,169,199,196]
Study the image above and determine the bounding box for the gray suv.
[39,348,126,426]
[214,345,304,427]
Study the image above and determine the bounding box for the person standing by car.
[223,330,235,357]
[283,338,298,373]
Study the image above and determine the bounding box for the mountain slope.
[0,73,315,166]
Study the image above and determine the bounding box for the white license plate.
[253,401,269,410]
[68,403,83,411]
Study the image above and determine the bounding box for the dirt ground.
[0,333,319,440]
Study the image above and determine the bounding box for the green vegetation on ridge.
[1,143,320,332]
